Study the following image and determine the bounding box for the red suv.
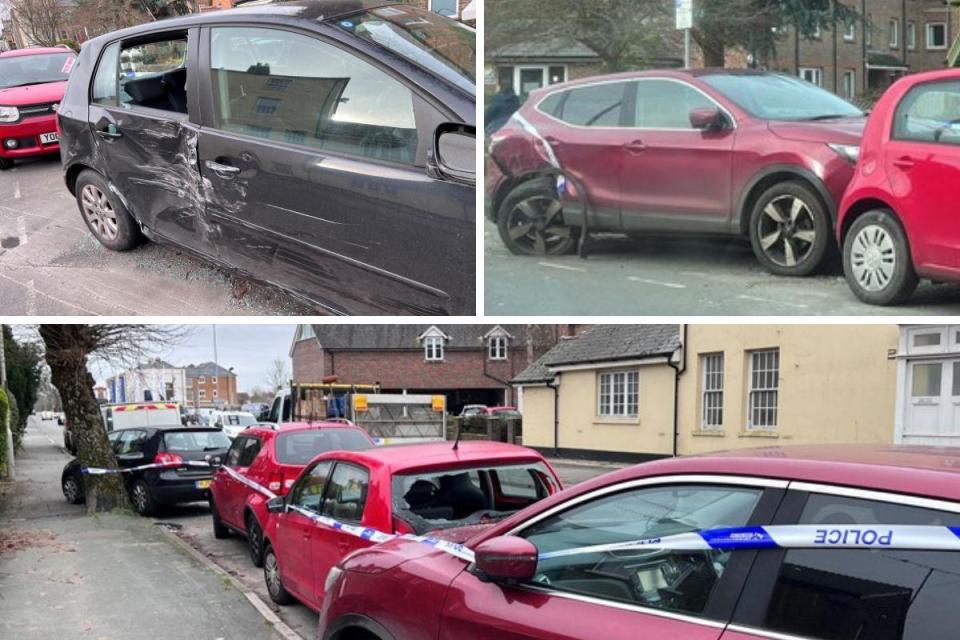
[838,69,960,305]
[209,422,374,567]
[0,47,76,170]
[487,70,864,276]
[320,445,960,640]
[260,441,562,613]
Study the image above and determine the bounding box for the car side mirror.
[266,496,286,514]
[473,536,538,584]
[689,106,725,131]
[432,123,475,185]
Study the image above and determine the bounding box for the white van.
[209,410,259,439]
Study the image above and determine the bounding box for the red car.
[838,68,960,305]
[319,444,960,640]
[209,422,374,566]
[0,47,76,170]
[260,441,562,613]
[487,70,864,276]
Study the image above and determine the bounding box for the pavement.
[0,156,314,315]
[0,417,294,639]
[484,219,960,315]
[1,416,620,639]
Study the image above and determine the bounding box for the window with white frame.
[843,70,856,99]
[844,20,856,41]
[425,336,444,361]
[700,353,724,429]
[799,68,823,87]
[747,349,779,430]
[598,370,639,418]
[488,335,508,360]
[907,21,916,49]
[213,390,219,398]
[889,18,899,48]
[212,376,218,384]
[927,23,947,50]
[866,15,873,46]
[198,376,205,384]
[199,389,207,399]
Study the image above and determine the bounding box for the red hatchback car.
[260,441,562,613]
[209,422,374,566]
[487,70,864,276]
[320,445,960,640]
[0,47,76,170]
[838,69,960,305]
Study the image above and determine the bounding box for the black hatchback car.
[58,0,476,315]
[61,425,231,516]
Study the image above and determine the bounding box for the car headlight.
[0,106,19,123]
[828,143,860,164]
[324,565,344,594]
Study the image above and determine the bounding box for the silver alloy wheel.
[849,224,896,292]
[757,195,818,268]
[63,478,79,502]
[265,552,282,596]
[80,184,119,241]
[506,195,571,255]
[132,484,148,512]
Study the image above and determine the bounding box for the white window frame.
[799,67,823,87]
[198,375,205,384]
[425,336,445,362]
[212,376,218,384]
[926,22,947,50]
[907,21,916,50]
[199,389,207,399]
[906,326,947,355]
[844,20,856,41]
[597,370,639,419]
[747,349,780,431]
[213,389,219,398]
[700,353,724,430]
[811,22,821,39]
[889,18,899,48]
[488,335,508,360]
[842,69,856,99]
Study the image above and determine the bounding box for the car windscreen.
[701,73,863,121]
[0,52,75,89]
[275,428,372,465]
[162,430,231,452]
[335,4,475,96]
[392,461,560,534]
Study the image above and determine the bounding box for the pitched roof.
[512,325,681,384]
[492,36,600,60]
[184,361,234,377]
[311,325,530,350]
[135,357,177,370]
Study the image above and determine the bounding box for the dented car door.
[196,25,473,315]
[88,29,214,255]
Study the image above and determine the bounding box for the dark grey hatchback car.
[58,0,476,315]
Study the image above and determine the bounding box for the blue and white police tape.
[537,524,960,560]
[219,464,278,500]
[81,460,213,475]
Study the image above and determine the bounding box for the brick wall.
[292,338,325,382]
[186,374,237,407]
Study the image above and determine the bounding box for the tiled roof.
[311,325,526,350]
[185,361,234,377]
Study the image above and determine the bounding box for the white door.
[903,359,960,445]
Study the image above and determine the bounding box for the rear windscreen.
[275,429,372,465]
[163,430,231,452]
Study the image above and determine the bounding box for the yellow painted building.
[515,324,900,461]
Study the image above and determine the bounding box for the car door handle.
[892,156,915,169]
[95,129,122,139]
[624,140,647,154]
[204,160,240,175]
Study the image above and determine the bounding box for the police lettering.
[813,527,893,546]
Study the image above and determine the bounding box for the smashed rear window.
[392,461,559,534]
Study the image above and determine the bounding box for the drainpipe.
[547,374,560,455]
[666,324,688,458]
[482,348,512,404]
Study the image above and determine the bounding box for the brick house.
[765,0,957,101]
[290,324,584,413]
[185,362,237,408]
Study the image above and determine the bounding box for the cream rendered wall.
[678,325,899,455]
[521,364,676,456]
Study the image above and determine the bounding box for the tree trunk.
[700,32,726,67]
[39,326,130,514]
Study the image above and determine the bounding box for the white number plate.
[39,132,58,145]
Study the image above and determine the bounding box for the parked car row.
[487,67,960,305]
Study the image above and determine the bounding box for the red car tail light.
[154,452,183,466]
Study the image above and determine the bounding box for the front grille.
[18,103,57,120]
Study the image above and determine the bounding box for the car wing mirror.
[689,106,724,131]
[473,536,538,584]
[430,123,475,186]
[266,496,286,514]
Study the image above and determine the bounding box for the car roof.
[533,67,777,93]
[244,421,370,437]
[574,444,960,504]
[323,441,548,475]
[0,47,74,58]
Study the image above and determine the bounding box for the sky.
[87,324,299,393]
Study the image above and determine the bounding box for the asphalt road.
[0,156,314,315]
[484,219,960,315]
